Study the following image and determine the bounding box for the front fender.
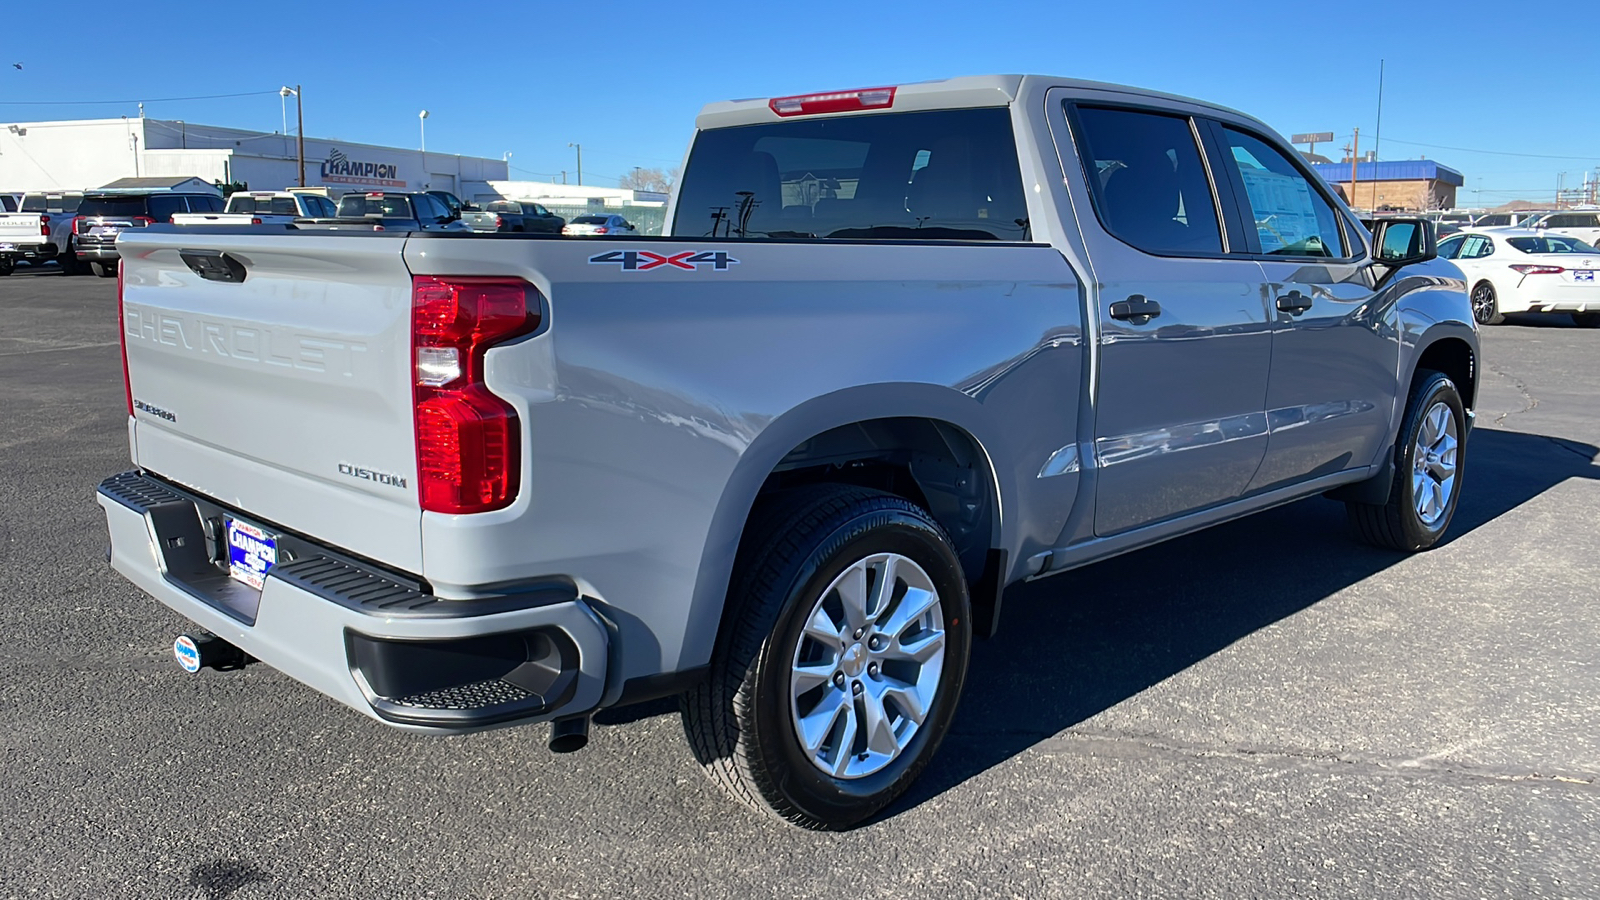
[1391,257,1478,438]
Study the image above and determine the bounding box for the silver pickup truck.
[99,75,1477,830]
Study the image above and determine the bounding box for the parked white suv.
[1519,211,1600,247]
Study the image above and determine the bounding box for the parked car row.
[0,181,655,276]
[1437,226,1600,327]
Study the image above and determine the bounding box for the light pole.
[569,142,582,186]
[419,110,429,152]
[280,86,304,186]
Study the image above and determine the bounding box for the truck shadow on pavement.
[889,426,1600,817]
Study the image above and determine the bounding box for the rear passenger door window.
[1215,127,1346,258]
[1069,106,1224,256]
[147,195,185,223]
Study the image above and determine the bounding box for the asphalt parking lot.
[2,264,1597,900]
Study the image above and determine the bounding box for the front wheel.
[1471,281,1503,326]
[0,258,13,276]
[1572,312,1600,328]
[681,485,972,830]
[1347,370,1467,551]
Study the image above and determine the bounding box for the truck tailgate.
[118,229,423,572]
[0,213,44,243]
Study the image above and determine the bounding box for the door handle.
[1276,290,1313,314]
[1109,294,1162,324]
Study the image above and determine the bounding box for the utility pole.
[1347,127,1360,208]
[569,142,582,186]
[295,85,305,187]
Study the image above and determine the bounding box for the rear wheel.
[1347,370,1466,551]
[1572,312,1600,328]
[59,245,82,276]
[681,484,972,830]
[1470,281,1503,326]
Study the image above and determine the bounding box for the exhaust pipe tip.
[548,715,591,753]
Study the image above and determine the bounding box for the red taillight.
[72,216,89,235]
[39,214,51,236]
[131,216,155,227]
[117,260,132,417]
[494,215,504,228]
[593,227,608,234]
[411,276,539,514]
[1510,264,1564,275]
[250,217,263,225]
[769,86,896,117]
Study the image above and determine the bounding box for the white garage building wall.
[0,117,507,196]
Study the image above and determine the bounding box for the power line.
[0,90,280,106]
[1382,137,1598,162]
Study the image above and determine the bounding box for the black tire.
[59,245,82,276]
[681,484,972,830]
[91,261,116,278]
[1347,370,1467,551]
[0,258,13,276]
[1470,281,1503,326]
[1572,312,1600,328]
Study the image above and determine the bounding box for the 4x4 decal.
[588,250,739,272]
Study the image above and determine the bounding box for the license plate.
[1576,270,1595,282]
[0,242,13,251]
[226,518,277,590]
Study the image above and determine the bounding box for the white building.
[0,116,507,198]
[486,180,668,209]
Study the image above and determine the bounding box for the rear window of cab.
[671,107,1030,242]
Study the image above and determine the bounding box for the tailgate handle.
[179,249,248,283]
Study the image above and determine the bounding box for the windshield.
[77,195,149,217]
[337,195,415,218]
[0,195,13,213]
[1473,214,1510,226]
[571,215,610,224]
[671,107,1029,241]
[1507,235,1598,254]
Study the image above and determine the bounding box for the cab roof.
[694,74,1257,131]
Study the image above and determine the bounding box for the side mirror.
[1371,217,1436,267]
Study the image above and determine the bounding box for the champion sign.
[320,148,405,188]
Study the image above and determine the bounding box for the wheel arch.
[682,384,1012,672]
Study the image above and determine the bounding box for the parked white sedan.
[562,214,638,236]
[1440,228,1600,327]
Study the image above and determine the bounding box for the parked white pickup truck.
[0,191,84,275]
[100,75,1478,829]
[171,190,338,226]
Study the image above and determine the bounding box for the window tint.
[1219,127,1346,258]
[672,107,1029,241]
[1474,214,1509,227]
[145,195,185,222]
[0,195,13,212]
[1072,106,1223,255]
[1437,235,1465,259]
[78,195,149,217]
[192,195,224,213]
[22,193,82,213]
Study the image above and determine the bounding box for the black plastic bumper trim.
[99,469,578,622]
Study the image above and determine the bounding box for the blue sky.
[4,0,1595,206]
